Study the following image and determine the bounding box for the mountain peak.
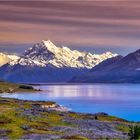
[10,40,117,68]
[41,40,57,50]
[134,48,140,55]
[121,48,140,64]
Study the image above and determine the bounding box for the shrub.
[19,85,33,90]
[128,124,140,139]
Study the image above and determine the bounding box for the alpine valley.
[0,40,116,83]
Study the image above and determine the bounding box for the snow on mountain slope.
[0,53,19,67]
[0,40,118,83]
[10,40,117,68]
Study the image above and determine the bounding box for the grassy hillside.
[0,97,136,139]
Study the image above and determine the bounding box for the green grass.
[0,97,66,138]
[0,97,78,138]
[115,124,129,133]
[96,115,128,122]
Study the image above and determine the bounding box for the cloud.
[0,1,140,55]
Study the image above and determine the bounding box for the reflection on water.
[1,84,140,121]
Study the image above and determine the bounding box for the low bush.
[19,85,34,90]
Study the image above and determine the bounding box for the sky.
[0,1,140,55]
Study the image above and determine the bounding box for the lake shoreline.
[1,83,140,121]
[0,95,139,123]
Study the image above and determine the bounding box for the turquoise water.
[1,84,140,121]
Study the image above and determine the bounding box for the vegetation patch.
[18,85,34,90]
[61,135,90,140]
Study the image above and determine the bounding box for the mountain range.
[71,49,140,83]
[1,40,139,83]
[0,40,116,83]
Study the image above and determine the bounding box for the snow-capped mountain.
[71,49,140,83]
[10,40,117,68]
[0,53,19,67]
[0,40,117,83]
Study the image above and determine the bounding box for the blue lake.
[1,84,140,121]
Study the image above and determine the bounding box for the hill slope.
[71,49,140,83]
